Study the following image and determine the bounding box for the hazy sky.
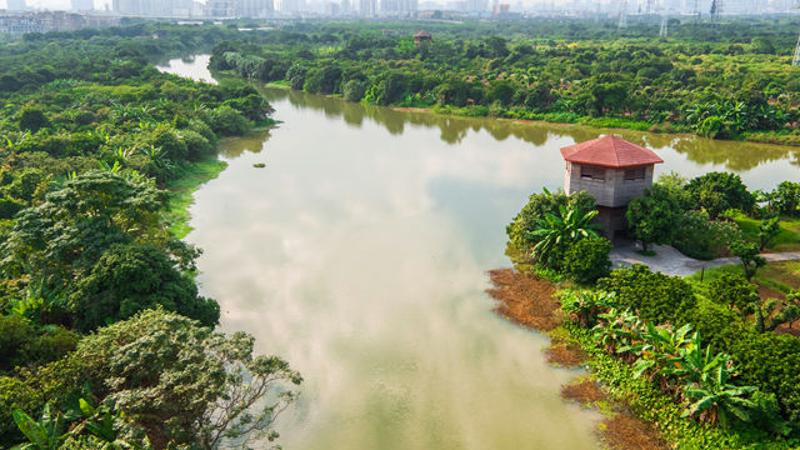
[2,0,108,10]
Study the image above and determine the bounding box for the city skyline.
[2,0,797,15]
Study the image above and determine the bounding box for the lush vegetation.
[207,18,800,144]
[508,173,800,447]
[506,188,613,284]
[0,24,300,449]
[624,172,800,260]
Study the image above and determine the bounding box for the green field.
[734,214,800,252]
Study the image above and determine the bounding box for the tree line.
[209,19,800,145]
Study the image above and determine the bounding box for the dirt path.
[610,242,800,277]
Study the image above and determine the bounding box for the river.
[157,55,800,450]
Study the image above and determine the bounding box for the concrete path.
[609,242,800,277]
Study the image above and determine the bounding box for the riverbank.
[486,268,760,450]
[164,156,228,239]
[264,82,799,148]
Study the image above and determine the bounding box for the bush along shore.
[207,19,800,145]
[0,25,301,449]
[494,172,800,448]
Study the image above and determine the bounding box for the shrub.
[18,105,49,132]
[0,316,79,372]
[563,236,612,284]
[626,184,682,251]
[343,79,367,102]
[147,125,188,161]
[770,181,800,217]
[179,129,213,160]
[0,315,32,372]
[69,243,220,332]
[686,172,755,218]
[0,376,40,443]
[208,105,250,136]
[731,332,800,425]
[691,297,748,354]
[671,211,741,260]
[597,265,696,325]
[708,273,759,313]
[505,189,594,266]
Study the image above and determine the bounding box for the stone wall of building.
[564,162,653,208]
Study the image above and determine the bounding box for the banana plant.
[668,337,727,387]
[73,398,118,443]
[626,323,695,379]
[529,203,599,267]
[593,308,643,355]
[562,290,617,327]
[11,404,74,450]
[683,363,757,429]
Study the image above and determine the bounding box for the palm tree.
[528,203,599,268]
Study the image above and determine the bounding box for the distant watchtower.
[560,135,663,237]
[414,31,432,46]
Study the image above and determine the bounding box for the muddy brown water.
[158,54,799,450]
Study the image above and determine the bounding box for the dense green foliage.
[562,236,612,284]
[597,264,696,325]
[686,171,755,218]
[626,183,682,251]
[506,190,598,265]
[505,188,612,284]
[625,171,799,260]
[208,19,800,143]
[0,24,299,448]
[568,264,800,443]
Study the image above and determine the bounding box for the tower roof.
[560,135,664,169]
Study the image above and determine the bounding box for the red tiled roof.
[560,135,664,168]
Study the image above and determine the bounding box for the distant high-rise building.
[206,0,237,16]
[359,0,375,15]
[71,0,94,11]
[112,0,193,16]
[237,0,272,16]
[279,0,303,12]
[7,0,27,11]
[464,0,486,11]
[379,0,412,13]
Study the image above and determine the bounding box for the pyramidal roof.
[560,135,664,169]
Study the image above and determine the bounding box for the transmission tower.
[710,0,722,20]
[659,15,668,37]
[618,0,628,29]
[792,1,800,66]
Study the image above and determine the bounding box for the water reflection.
[157,55,800,450]
[266,88,800,181]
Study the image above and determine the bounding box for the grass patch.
[264,80,290,89]
[689,261,800,299]
[734,214,800,252]
[164,157,228,239]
